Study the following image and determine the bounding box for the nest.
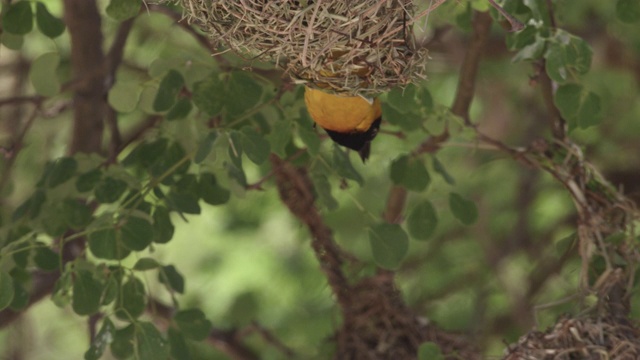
[174,0,438,95]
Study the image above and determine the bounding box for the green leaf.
[432,157,455,185]
[150,142,190,182]
[136,322,169,360]
[85,318,115,360]
[166,191,201,214]
[133,258,160,271]
[449,192,478,225]
[390,155,431,192]
[101,275,119,306]
[47,157,78,188]
[12,189,46,221]
[166,97,193,120]
[240,127,271,165]
[52,272,72,308]
[12,242,31,268]
[268,119,292,157]
[192,73,225,116]
[368,223,409,269]
[418,342,445,360]
[123,138,168,168]
[110,324,135,359]
[89,228,131,260]
[554,83,602,129]
[35,2,65,38]
[407,201,438,241]
[1,32,24,50]
[332,145,364,186]
[153,70,184,112]
[76,168,103,192]
[115,276,146,320]
[199,173,231,206]
[120,216,154,251]
[506,25,537,50]
[41,204,69,238]
[159,265,185,294]
[545,32,592,83]
[195,131,218,164]
[386,84,419,114]
[381,103,423,131]
[30,52,61,96]
[62,199,93,229]
[108,81,142,113]
[106,0,141,21]
[512,36,546,62]
[310,170,338,210]
[226,71,263,116]
[34,247,60,271]
[168,327,192,360]
[72,270,103,315]
[94,177,128,204]
[3,2,33,35]
[0,272,15,311]
[617,0,640,23]
[174,309,212,341]
[153,206,174,244]
[9,281,29,311]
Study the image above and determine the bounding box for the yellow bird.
[304,87,382,162]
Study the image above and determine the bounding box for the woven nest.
[175,0,437,95]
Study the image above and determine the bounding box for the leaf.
[123,138,168,168]
[150,142,190,182]
[94,176,128,204]
[174,309,212,341]
[153,70,185,112]
[101,275,119,306]
[133,258,160,271]
[159,265,185,294]
[62,199,93,229]
[194,131,218,164]
[153,206,175,244]
[52,272,73,308]
[199,173,231,206]
[545,32,592,83]
[449,192,478,225]
[332,145,364,186]
[120,216,154,251]
[432,157,455,185]
[166,97,193,120]
[108,81,142,113]
[418,342,445,360]
[192,73,225,116]
[310,170,338,210]
[390,155,431,192]
[554,83,602,129]
[2,1,33,35]
[168,327,192,360]
[407,201,438,241]
[386,84,419,114]
[106,0,141,21]
[617,0,640,23]
[115,276,146,320]
[110,324,135,359]
[136,322,169,360]
[30,52,61,96]
[368,223,409,269]
[0,272,15,311]
[34,247,60,271]
[84,318,115,360]
[89,228,131,260]
[47,157,78,188]
[240,127,271,165]
[226,71,263,116]
[9,281,29,311]
[381,103,423,131]
[268,119,292,157]
[35,2,65,38]
[72,270,103,315]
[512,36,546,62]
[76,168,103,193]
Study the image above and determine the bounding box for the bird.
[303,86,382,162]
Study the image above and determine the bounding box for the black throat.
[323,117,382,162]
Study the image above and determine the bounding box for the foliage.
[0,0,639,359]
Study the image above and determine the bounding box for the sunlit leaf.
[106,0,141,21]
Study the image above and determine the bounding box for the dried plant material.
[169,0,447,95]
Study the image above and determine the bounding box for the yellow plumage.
[304,87,381,133]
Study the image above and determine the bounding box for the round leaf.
[0,272,15,311]
[72,270,103,315]
[449,192,478,225]
[120,216,154,251]
[35,2,65,38]
[153,70,184,112]
[174,309,212,341]
[29,52,61,96]
[3,2,33,35]
[407,201,438,241]
[115,276,146,320]
[106,0,141,21]
[368,223,409,269]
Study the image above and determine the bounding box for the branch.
[270,154,353,309]
[451,11,493,123]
